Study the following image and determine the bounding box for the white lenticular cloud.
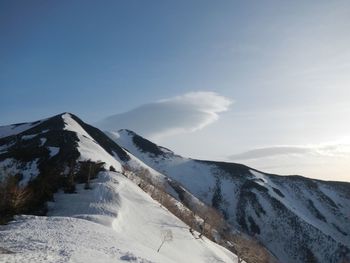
[96,91,233,140]
[229,142,350,161]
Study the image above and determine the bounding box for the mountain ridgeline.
[113,130,350,263]
[0,113,349,263]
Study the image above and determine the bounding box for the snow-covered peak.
[114,129,174,158]
[61,113,93,139]
[0,112,128,182]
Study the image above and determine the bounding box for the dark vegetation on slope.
[130,130,165,157]
[271,174,350,200]
[0,123,106,223]
[0,113,125,224]
[236,181,350,262]
[196,160,252,179]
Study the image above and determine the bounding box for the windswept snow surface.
[0,171,237,263]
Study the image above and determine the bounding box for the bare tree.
[10,186,32,213]
[84,161,92,189]
[65,160,76,193]
[157,229,173,252]
[0,173,32,224]
[197,205,225,238]
[186,211,198,234]
[152,180,169,206]
[227,234,273,263]
[133,167,152,190]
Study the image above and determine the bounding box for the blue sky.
[1,1,350,181]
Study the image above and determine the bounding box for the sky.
[1,1,350,182]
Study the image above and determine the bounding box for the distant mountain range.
[0,113,349,263]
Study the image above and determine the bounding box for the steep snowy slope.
[112,129,350,263]
[1,171,237,263]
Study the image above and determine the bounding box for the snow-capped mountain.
[111,129,350,263]
[0,113,129,179]
[0,113,238,263]
[1,113,349,263]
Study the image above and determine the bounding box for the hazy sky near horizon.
[1,1,350,181]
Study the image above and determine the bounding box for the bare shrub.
[151,180,168,205]
[196,205,225,239]
[0,174,32,224]
[64,160,76,193]
[157,229,173,252]
[10,185,32,213]
[226,233,273,263]
[75,160,105,189]
[138,167,153,186]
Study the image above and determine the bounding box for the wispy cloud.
[229,141,350,161]
[96,91,232,140]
